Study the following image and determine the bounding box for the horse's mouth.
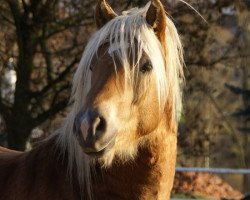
[84,148,106,157]
[83,137,115,157]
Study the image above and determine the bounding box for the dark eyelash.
[140,62,153,73]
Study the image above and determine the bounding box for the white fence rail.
[176,167,250,174]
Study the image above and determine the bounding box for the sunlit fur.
[56,2,184,199]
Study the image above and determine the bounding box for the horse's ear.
[95,0,117,28]
[146,0,167,42]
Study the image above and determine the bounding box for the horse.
[0,0,184,199]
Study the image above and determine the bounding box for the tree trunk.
[6,126,32,151]
[6,7,37,150]
[6,110,33,151]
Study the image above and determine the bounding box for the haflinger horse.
[0,0,184,199]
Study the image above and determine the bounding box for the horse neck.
[93,119,177,200]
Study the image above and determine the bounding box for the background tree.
[174,0,250,192]
[0,0,96,150]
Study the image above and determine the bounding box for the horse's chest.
[93,156,169,200]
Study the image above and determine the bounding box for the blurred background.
[0,0,249,199]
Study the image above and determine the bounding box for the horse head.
[71,0,183,166]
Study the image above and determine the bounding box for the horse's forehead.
[96,41,130,56]
[89,45,115,71]
[94,43,114,64]
[108,42,129,55]
[95,40,145,63]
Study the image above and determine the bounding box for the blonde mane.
[56,3,184,199]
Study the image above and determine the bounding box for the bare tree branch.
[0,99,11,120]
[206,91,246,167]
[45,17,93,39]
[186,54,250,67]
[6,0,22,26]
[33,99,68,126]
[40,26,53,83]
[50,84,70,107]
[21,0,28,14]
[30,57,78,98]
[0,11,14,25]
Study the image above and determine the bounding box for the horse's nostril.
[96,117,105,132]
[88,108,106,138]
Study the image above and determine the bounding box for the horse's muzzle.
[74,108,114,155]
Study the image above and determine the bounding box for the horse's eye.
[90,66,93,71]
[140,62,153,73]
